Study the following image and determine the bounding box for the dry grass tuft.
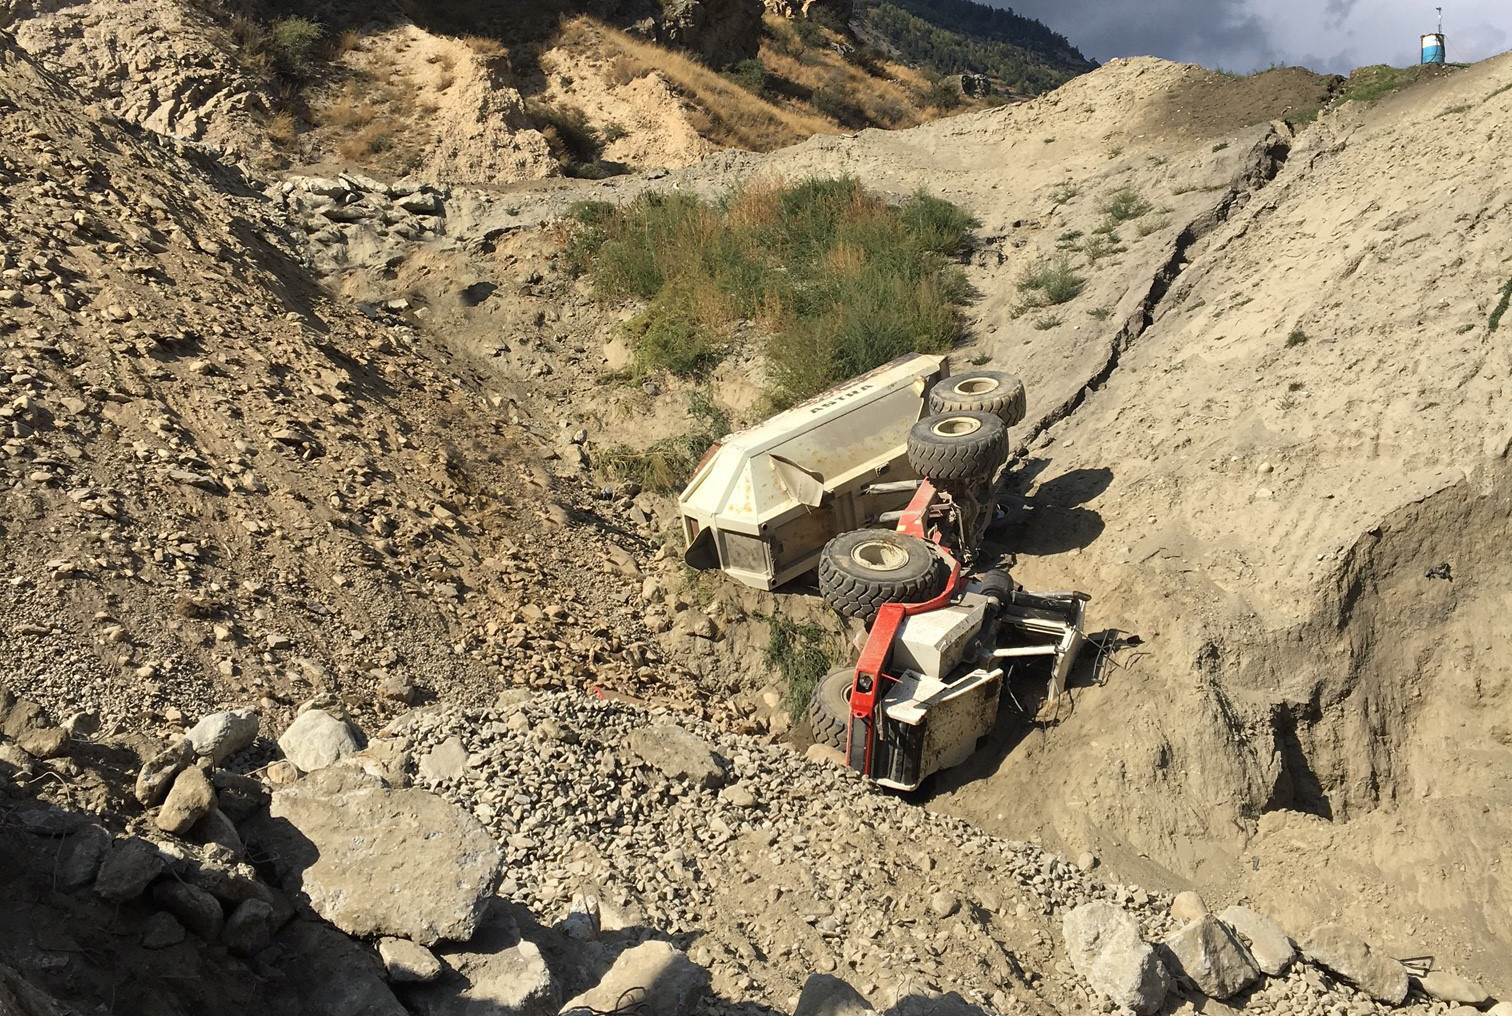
[265,110,298,147]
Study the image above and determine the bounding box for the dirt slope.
[312,54,1512,985]
[0,33,718,747]
[934,54,1512,985]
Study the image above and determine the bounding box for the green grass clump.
[564,176,979,404]
[596,390,729,493]
[269,18,322,77]
[1101,187,1154,223]
[1340,64,1435,104]
[1017,256,1084,307]
[1286,327,1309,347]
[767,615,838,720]
[1490,277,1512,332]
[1081,233,1125,263]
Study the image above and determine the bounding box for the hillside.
[2,0,1093,189]
[2,3,1511,1013]
[855,0,1096,95]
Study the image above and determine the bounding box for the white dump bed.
[679,354,947,589]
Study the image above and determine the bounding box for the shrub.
[1101,187,1153,223]
[899,190,979,255]
[1286,327,1308,347]
[1081,233,1125,263]
[922,74,962,110]
[767,616,837,720]
[794,17,827,48]
[1017,256,1084,306]
[728,58,770,98]
[268,17,323,80]
[564,176,979,406]
[811,85,864,126]
[596,389,728,493]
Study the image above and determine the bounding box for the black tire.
[818,529,949,625]
[907,411,1008,485]
[929,371,1027,427]
[808,666,854,752]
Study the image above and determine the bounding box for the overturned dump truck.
[678,355,1092,790]
[679,354,949,590]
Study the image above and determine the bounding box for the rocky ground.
[5,684,1507,1016]
[0,5,1510,1015]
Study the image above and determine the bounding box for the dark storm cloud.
[1323,0,1362,28]
[998,0,1281,70]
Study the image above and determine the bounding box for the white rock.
[1218,906,1295,976]
[278,708,362,773]
[249,767,500,945]
[378,937,443,983]
[1160,914,1261,999]
[561,940,708,1016]
[418,736,468,783]
[1063,902,1171,1015]
[1302,924,1408,1005]
[185,708,259,763]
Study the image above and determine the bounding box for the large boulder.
[1417,971,1490,1006]
[185,708,260,763]
[656,0,763,68]
[278,708,362,773]
[1159,914,1261,998]
[1302,924,1409,1005]
[627,723,728,789]
[1062,902,1171,1015]
[134,737,195,806]
[266,919,408,1016]
[156,765,217,835]
[1218,906,1295,976]
[793,973,877,1016]
[95,836,164,902]
[561,940,709,1016]
[250,767,500,945]
[408,903,559,1015]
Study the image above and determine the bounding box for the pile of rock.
[1062,891,1502,1016]
[270,173,451,264]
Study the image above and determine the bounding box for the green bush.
[596,390,729,493]
[564,176,979,405]
[728,58,770,97]
[767,615,837,720]
[625,296,724,377]
[268,17,323,80]
[899,189,978,255]
[1101,187,1153,223]
[794,17,827,47]
[1017,256,1084,306]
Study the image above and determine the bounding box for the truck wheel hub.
[930,417,981,438]
[851,540,909,572]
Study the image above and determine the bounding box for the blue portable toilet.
[1421,32,1446,64]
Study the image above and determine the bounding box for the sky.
[992,0,1511,75]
